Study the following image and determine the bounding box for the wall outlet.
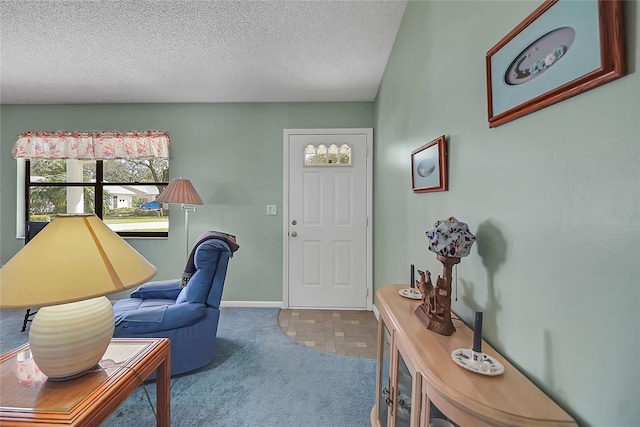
[266,205,277,215]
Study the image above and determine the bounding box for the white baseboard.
[220,301,283,308]
[221,301,377,313]
[110,298,371,311]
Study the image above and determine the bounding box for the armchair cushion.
[183,240,230,304]
[184,271,211,304]
[115,299,207,333]
[175,287,187,304]
[114,303,168,324]
[181,231,239,287]
[114,298,175,324]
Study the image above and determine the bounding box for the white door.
[283,129,372,309]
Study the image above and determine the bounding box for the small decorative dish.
[399,288,422,300]
[451,348,504,376]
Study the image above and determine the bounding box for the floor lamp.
[155,177,204,260]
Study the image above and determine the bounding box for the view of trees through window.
[27,158,170,237]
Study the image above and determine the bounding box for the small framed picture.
[411,135,447,193]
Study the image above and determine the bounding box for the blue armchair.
[113,239,232,377]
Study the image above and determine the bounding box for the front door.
[283,129,372,309]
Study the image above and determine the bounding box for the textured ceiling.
[0,0,407,104]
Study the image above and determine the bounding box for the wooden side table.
[372,285,577,426]
[0,338,171,426]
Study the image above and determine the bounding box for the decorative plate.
[451,348,505,376]
[399,288,422,300]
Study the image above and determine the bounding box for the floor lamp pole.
[181,204,197,261]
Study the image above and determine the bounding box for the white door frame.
[282,128,373,310]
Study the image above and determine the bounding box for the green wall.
[373,1,639,426]
[0,103,373,302]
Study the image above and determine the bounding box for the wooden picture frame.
[411,136,447,193]
[486,0,625,128]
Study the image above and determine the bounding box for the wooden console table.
[371,285,576,427]
[0,338,171,426]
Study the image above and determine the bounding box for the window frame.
[24,159,170,238]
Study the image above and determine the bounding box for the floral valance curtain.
[12,131,170,160]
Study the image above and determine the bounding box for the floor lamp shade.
[0,214,157,380]
[155,178,204,205]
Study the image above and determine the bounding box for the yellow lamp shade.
[0,214,157,308]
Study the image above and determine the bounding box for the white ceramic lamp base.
[29,296,115,380]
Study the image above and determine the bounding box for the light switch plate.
[266,205,277,215]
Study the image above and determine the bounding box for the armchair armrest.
[130,279,182,300]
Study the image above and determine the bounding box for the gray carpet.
[0,307,376,426]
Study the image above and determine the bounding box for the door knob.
[291,231,298,237]
[291,220,297,225]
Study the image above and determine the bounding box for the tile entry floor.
[278,309,378,359]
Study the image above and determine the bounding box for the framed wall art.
[486,0,625,128]
[411,135,447,193]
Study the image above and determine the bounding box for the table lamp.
[415,216,476,335]
[0,214,157,380]
[154,177,204,259]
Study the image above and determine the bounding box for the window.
[304,144,352,166]
[25,158,170,237]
